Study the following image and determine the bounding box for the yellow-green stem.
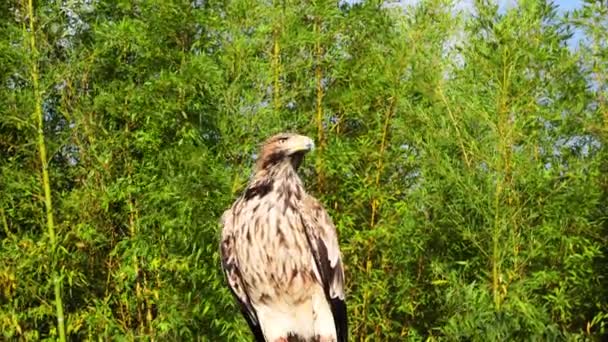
[1,207,11,238]
[25,0,66,339]
[272,20,281,112]
[370,97,396,227]
[492,49,516,311]
[125,125,147,334]
[314,18,325,191]
[492,180,502,310]
[437,86,471,168]
[591,26,607,135]
[128,194,144,333]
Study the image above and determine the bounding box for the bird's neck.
[251,162,304,193]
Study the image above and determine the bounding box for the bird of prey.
[220,133,347,342]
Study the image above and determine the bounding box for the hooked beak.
[285,135,315,155]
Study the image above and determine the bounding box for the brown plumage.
[220,133,347,342]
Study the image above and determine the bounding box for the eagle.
[220,133,347,342]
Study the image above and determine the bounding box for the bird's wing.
[301,195,348,342]
[219,207,265,342]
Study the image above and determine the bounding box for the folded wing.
[301,196,348,342]
[219,208,265,342]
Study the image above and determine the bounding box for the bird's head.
[255,132,315,172]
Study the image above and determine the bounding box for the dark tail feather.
[330,298,348,342]
[239,306,265,342]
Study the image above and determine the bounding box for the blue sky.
[394,0,584,13]
[489,0,584,13]
[554,0,583,12]
[500,0,583,12]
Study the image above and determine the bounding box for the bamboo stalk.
[125,140,146,335]
[370,97,396,228]
[314,17,325,191]
[491,50,517,311]
[273,38,281,111]
[143,272,155,340]
[1,206,12,239]
[437,86,471,168]
[591,22,608,137]
[491,180,503,310]
[272,1,282,113]
[128,194,144,334]
[24,0,66,339]
[591,7,608,200]
[359,96,397,341]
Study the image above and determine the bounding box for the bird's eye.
[278,137,288,144]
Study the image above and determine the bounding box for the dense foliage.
[1,0,607,340]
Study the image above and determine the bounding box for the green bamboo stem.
[25,0,67,340]
[272,0,282,113]
[314,17,326,192]
[437,86,471,168]
[370,97,396,228]
[1,206,11,238]
[491,50,516,311]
